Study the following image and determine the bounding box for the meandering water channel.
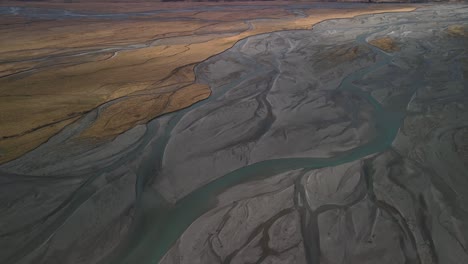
[3,4,468,264]
[114,16,407,264]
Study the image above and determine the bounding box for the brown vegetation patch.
[369,36,400,52]
[447,25,468,37]
[79,83,210,140]
[0,2,416,163]
[0,117,80,164]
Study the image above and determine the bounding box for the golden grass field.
[0,1,417,164]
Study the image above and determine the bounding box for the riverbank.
[3,3,467,264]
[0,2,417,164]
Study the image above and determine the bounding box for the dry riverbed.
[3,3,468,264]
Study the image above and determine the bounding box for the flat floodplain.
[1,2,468,264]
[0,2,416,163]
